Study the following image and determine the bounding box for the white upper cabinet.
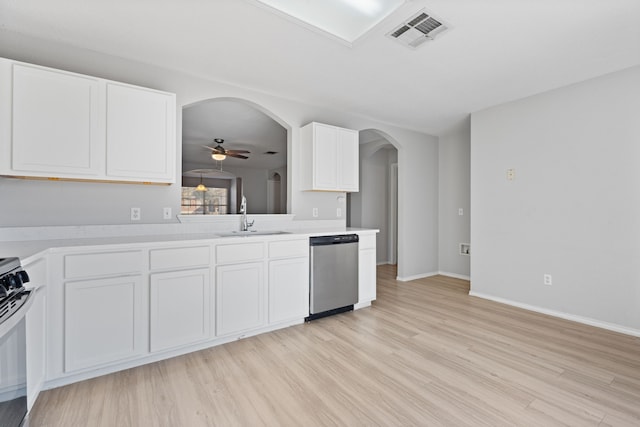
[106,83,175,182]
[300,122,359,192]
[0,57,176,184]
[9,64,102,177]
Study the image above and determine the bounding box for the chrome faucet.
[240,195,255,232]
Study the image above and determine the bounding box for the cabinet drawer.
[149,246,210,271]
[216,242,264,264]
[268,239,308,259]
[358,234,376,250]
[64,250,142,279]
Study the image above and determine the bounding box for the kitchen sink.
[215,230,292,237]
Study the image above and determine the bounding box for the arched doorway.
[349,129,400,266]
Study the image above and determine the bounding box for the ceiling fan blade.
[226,149,251,154]
[227,153,249,159]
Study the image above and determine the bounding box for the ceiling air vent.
[387,9,449,49]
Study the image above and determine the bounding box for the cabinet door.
[358,248,377,304]
[312,123,338,190]
[216,262,265,336]
[11,64,102,176]
[106,82,175,182]
[269,257,309,324]
[150,268,211,352]
[26,286,46,410]
[337,128,359,192]
[64,275,145,372]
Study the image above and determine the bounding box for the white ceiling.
[182,99,287,171]
[1,0,638,134]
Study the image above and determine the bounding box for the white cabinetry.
[268,239,309,324]
[7,63,102,177]
[215,242,266,336]
[148,245,212,352]
[300,122,359,192]
[65,275,145,372]
[57,250,146,374]
[37,232,370,389]
[357,233,377,308]
[106,83,175,182]
[150,269,211,352]
[0,57,176,183]
[24,257,47,410]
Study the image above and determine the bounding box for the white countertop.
[0,227,378,263]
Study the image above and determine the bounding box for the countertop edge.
[2,228,379,261]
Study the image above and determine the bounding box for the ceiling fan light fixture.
[212,153,227,161]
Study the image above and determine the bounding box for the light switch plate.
[163,207,172,220]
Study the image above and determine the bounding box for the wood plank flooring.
[29,265,640,426]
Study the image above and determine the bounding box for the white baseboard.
[396,271,471,282]
[469,291,640,338]
[438,271,471,281]
[396,271,439,282]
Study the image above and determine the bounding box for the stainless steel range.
[0,257,32,427]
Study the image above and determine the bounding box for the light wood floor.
[29,265,640,426]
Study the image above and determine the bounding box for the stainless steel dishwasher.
[307,234,359,321]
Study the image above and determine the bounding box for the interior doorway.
[350,130,399,265]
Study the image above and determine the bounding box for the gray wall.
[438,119,471,278]
[351,141,398,264]
[0,30,439,281]
[470,66,640,332]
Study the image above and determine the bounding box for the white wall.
[438,119,471,278]
[470,66,640,333]
[0,30,439,280]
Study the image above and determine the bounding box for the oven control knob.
[0,283,7,299]
[17,270,30,284]
[6,274,18,289]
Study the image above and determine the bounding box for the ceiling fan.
[202,138,250,160]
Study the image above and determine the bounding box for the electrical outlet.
[544,274,552,286]
[507,168,515,181]
[460,243,470,256]
[312,207,318,218]
[131,207,141,221]
[163,207,172,220]
[458,208,464,216]
[336,207,342,217]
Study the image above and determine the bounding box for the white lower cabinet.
[41,232,374,391]
[269,257,309,324]
[358,234,377,306]
[64,275,146,372]
[268,237,310,324]
[150,268,211,352]
[216,262,265,336]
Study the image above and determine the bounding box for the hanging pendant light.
[195,174,207,192]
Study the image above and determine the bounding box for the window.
[181,186,229,215]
